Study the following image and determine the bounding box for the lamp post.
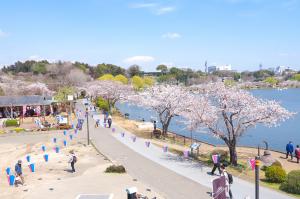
[43,97,46,121]
[255,155,260,199]
[86,107,90,145]
[255,141,274,199]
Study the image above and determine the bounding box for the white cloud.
[27,55,58,62]
[124,56,155,63]
[162,32,181,39]
[130,3,176,15]
[130,3,157,8]
[160,62,174,67]
[28,55,44,61]
[279,52,289,57]
[0,29,8,38]
[155,6,175,15]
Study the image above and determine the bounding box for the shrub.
[114,74,128,84]
[5,119,19,127]
[261,160,282,171]
[264,77,279,85]
[210,149,228,162]
[96,97,109,112]
[98,74,114,81]
[265,165,286,183]
[132,76,144,90]
[280,170,300,194]
[105,165,126,173]
[143,76,154,87]
[271,160,282,168]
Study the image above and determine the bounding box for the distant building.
[274,66,286,75]
[208,64,232,73]
[204,61,208,74]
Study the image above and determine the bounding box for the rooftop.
[0,95,53,107]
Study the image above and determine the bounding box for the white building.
[208,64,232,73]
[274,66,286,75]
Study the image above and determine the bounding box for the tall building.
[259,63,263,70]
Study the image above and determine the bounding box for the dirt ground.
[0,132,163,199]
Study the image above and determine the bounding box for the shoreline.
[113,113,298,173]
[115,110,286,155]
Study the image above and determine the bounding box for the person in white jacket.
[220,164,233,199]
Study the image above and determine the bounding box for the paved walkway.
[78,103,211,199]
[78,101,295,199]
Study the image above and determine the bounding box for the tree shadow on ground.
[160,153,207,171]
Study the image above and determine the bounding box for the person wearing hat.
[68,150,77,173]
[15,160,24,185]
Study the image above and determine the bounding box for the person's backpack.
[227,172,233,184]
[73,156,77,163]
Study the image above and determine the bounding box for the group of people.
[103,111,112,128]
[285,141,300,163]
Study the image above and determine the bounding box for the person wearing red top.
[295,145,300,163]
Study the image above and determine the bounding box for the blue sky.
[0,0,299,72]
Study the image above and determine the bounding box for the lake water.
[116,88,300,152]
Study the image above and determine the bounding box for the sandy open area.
[0,132,163,199]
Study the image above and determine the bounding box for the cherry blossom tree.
[84,80,134,112]
[130,85,192,136]
[184,83,294,165]
[24,82,54,95]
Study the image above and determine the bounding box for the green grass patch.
[261,180,300,198]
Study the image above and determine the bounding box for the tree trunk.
[161,116,172,137]
[228,144,238,166]
[107,99,112,113]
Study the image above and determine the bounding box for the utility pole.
[86,107,90,145]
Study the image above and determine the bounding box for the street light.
[86,107,90,145]
[43,97,46,121]
[255,141,275,199]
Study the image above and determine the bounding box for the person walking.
[153,121,157,131]
[211,153,221,175]
[107,115,112,128]
[295,145,300,163]
[95,119,100,128]
[221,164,233,199]
[15,160,24,185]
[286,141,294,160]
[68,150,77,173]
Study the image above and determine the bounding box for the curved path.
[78,101,295,199]
[78,103,211,199]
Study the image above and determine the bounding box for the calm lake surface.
[117,88,300,152]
